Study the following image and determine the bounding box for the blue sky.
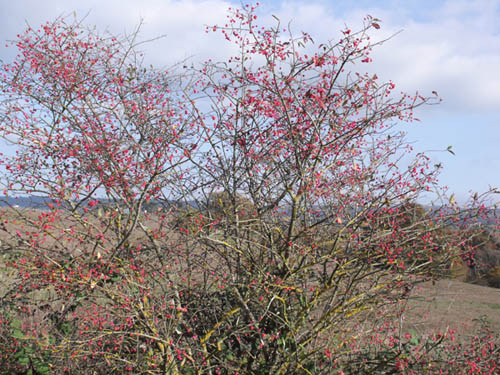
[1,0,499,203]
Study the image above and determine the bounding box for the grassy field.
[405,279,500,337]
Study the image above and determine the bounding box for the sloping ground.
[405,279,500,338]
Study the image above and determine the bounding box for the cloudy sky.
[1,0,499,202]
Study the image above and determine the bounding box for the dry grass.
[405,279,500,337]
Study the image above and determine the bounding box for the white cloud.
[2,0,499,113]
[227,0,500,115]
[83,0,235,66]
[368,12,500,113]
[0,0,235,66]
[2,0,499,115]
[256,0,500,114]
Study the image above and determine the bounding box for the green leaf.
[16,354,30,366]
[12,328,24,339]
[110,275,121,283]
[408,329,419,346]
[58,322,73,335]
[34,362,50,374]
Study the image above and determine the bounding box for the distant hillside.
[2,195,499,288]
[0,196,54,209]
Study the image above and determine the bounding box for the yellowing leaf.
[449,194,456,204]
